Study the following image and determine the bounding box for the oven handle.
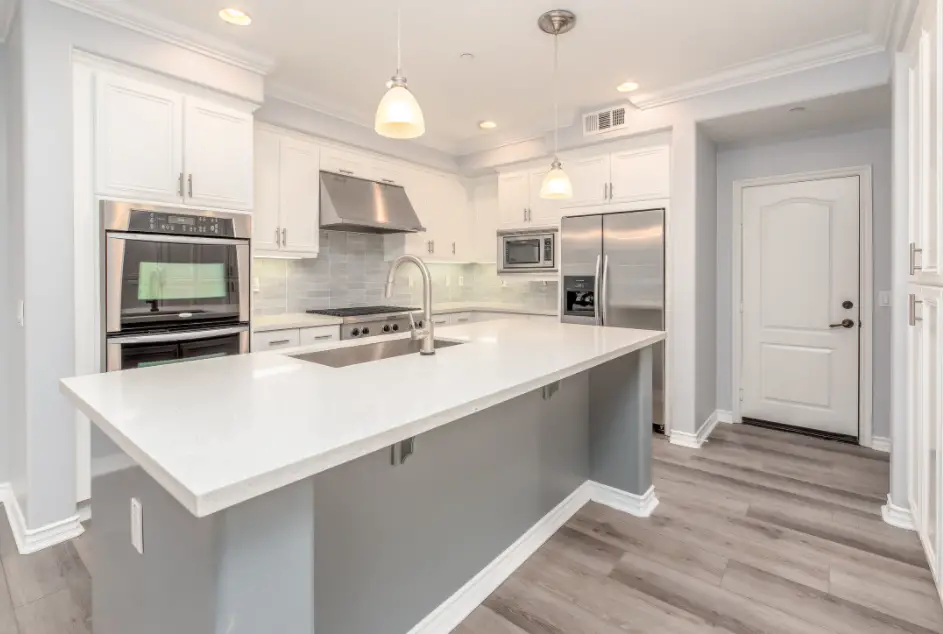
[108,325,249,345]
[107,233,250,246]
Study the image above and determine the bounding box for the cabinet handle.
[275,228,281,247]
[339,169,354,176]
[269,339,291,346]
[178,173,184,197]
[282,228,287,247]
[910,242,923,275]
[603,183,608,200]
[431,240,435,253]
[909,294,923,326]
[187,174,193,198]
[452,242,456,255]
[381,178,395,184]
[609,182,614,200]
[523,208,527,222]
[313,334,333,340]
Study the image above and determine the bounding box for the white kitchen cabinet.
[183,97,254,210]
[560,155,610,209]
[528,168,561,228]
[385,170,472,262]
[94,70,254,210]
[498,171,531,230]
[299,325,341,345]
[253,329,301,351]
[431,314,451,327]
[609,146,671,204]
[95,72,184,204]
[253,127,321,258]
[320,146,370,179]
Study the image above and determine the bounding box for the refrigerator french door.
[561,210,666,430]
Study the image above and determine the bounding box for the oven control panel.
[128,211,235,237]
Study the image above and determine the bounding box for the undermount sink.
[290,338,463,368]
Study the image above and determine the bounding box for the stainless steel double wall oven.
[102,202,251,371]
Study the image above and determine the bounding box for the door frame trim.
[731,166,874,448]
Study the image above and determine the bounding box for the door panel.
[560,215,602,327]
[528,168,561,227]
[278,137,321,256]
[741,177,860,436]
[560,155,610,209]
[498,171,530,230]
[609,147,670,203]
[183,98,254,210]
[253,129,281,252]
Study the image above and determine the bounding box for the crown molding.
[0,0,18,42]
[47,0,275,75]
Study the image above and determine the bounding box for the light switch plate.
[879,291,891,307]
[130,497,144,555]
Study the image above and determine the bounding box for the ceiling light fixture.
[375,6,425,139]
[479,120,497,130]
[617,81,640,93]
[538,10,576,200]
[218,8,252,26]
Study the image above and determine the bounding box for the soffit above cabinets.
[59,0,905,155]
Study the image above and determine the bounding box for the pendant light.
[538,10,575,200]
[375,6,426,139]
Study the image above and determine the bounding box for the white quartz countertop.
[252,313,343,332]
[431,303,559,317]
[61,320,664,518]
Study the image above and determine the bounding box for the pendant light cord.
[553,32,559,158]
[397,6,402,76]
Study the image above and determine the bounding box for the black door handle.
[829,319,855,329]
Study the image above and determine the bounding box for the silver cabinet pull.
[593,255,602,326]
[523,208,527,222]
[269,339,291,346]
[603,183,608,200]
[314,334,333,340]
[431,240,435,253]
[452,242,456,255]
[187,174,193,198]
[339,169,354,176]
[910,294,923,326]
[910,242,923,275]
[381,178,395,184]
[609,182,614,200]
[178,173,184,197]
[282,228,287,247]
[275,228,281,247]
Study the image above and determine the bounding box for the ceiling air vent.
[582,105,629,137]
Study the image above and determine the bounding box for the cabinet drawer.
[253,329,300,351]
[451,312,473,325]
[299,326,340,345]
[431,314,451,327]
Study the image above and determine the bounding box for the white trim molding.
[717,410,734,424]
[870,436,892,453]
[48,0,275,75]
[881,494,916,531]
[407,480,658,634]
[0,484,85,555]
[731,166,875,448]
[669,410,721,449]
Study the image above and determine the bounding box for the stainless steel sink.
[290,338,464,368]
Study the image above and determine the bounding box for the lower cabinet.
[253,325,340,351]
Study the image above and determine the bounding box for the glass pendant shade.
[375,79,425,139]
[540,159,573,199]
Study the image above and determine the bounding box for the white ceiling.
[94,0,900,154]
[700,86,892,145]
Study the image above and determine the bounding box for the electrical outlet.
[878,291,891,307]
[130,497,144,555]
[458,276,464,287]
[252,277,261,293]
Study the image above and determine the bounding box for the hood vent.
[320,171,425,234]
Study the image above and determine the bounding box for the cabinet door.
[528,167,562,227]
[252,129,281,253]
[370,157,406,186]
[609,146,671,203]
[299,326,340,345]
[498,171,531,230]
[183,98,254,210]
[560,155,610,208]
[472,180,500,263]
[253,329,301,351]
[440,177,472,261]
[278,137,321,256]
[320,146,369,179]
[95,72,183,203]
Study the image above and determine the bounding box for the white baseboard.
[0,483,85,555]
[881,495,915,531]
[407,479,657,634]
[869,436,891,453]
[669,410,721,449]
[716,410,734,424]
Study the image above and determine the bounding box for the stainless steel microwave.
[498,230,558,273]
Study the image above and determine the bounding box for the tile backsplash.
[253,231,558,316]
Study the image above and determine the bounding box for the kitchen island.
[61,319,665,634]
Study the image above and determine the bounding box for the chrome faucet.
[385,255,435,355]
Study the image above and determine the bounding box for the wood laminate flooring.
[0,424,938,633]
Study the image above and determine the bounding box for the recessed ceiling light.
[616,81,640,93]
[219,8,252,26]
[479,120,497,130]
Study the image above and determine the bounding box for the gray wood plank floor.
[0,424,939,633]
[455,424,943,634]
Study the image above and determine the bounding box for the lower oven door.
[105,325,250,371]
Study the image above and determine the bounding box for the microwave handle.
[108,325,249,345]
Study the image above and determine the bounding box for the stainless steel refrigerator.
[560,209,665,430]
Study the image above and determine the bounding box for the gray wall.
[715,127,893,438]
[0,43,10,485]
[695,127,718,427]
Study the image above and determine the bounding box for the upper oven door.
[499,233,556,272]
[105,234,250,333]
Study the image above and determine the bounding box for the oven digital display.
[137,262,228,300]
[168,215,196,226]
[127,210,235,236]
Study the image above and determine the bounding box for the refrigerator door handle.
[601,255,610,326]
[594,254,603,326]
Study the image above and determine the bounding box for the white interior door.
[741,176,860,437]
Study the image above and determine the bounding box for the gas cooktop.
[306,306,419,318]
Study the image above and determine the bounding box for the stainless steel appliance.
[102,201,251,371]
[561,209,665,429]
[498,229,557,273]
[320,171,425,234]
[306,306,422,340]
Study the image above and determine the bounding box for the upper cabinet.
[253,127,321,259]
[560,145,671,209]
[94,71,254,211]
[498,169,558,231]
[562,155,610,208]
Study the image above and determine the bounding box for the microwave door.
[560,214,602,325]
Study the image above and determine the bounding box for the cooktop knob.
[391,324,400,331]
[416,320,424,329]
[383,324,392,333]
[350,328,361,337]
[361,326,371,335]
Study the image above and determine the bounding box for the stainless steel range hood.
[319,171,425,234]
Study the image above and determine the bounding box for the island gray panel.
[312,374,590,634]
[588,347,653,495]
